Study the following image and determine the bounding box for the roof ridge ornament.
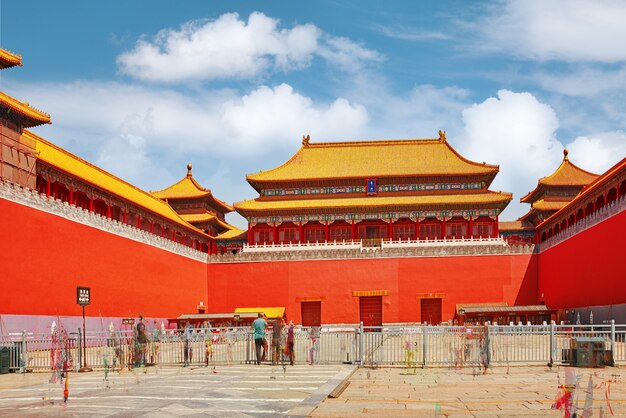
[563,148,569,161]
[438,130,446,142]
[302,134,310,147]
[187,163,193,177]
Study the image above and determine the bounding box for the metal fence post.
[77,328,83,371]
[359,322,364,366]
[485,325,491,368]
[422,324,428,368]
[611,319,616,363]
[20,331,26,374]
[549,321,555,366]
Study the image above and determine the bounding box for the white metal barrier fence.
[1,322,624,372]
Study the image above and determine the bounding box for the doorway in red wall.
[421,298,442,325]
[301,301,321,326]
[359,296,383,327]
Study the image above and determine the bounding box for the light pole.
[77,286,93,372]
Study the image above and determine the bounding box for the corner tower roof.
[521,149,599,203]
[246,132,499,190]
[0,48,22,69]
[152,164,233,213]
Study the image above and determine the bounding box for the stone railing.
[539,194,625,253]
[210,237,534,263]
[0,180,208,262]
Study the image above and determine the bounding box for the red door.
[420,298,442,325]
[359,296,382,327]
[301,301,321,326]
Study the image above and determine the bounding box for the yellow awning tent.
[234,307,285,319]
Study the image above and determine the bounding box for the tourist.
[183,322,194,367]
[271,318,283,365]
[252,313,267,365]
[135,316,147,367]
[287,320,295,366]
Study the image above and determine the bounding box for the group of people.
[252,313,295,366]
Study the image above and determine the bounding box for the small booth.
[234,307,286,321]
[455,303,556,325]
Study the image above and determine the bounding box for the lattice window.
[419,223,441,239]
[393,224,415,239]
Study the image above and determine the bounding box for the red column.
[69,189,74,205]
[46,176,51,197]
[123,210,127,224]
[150,222,154,234]
[172,230,176,242]
[53,181,58,199]
[468,217,473,238]
[351,220,356,241]
[493,216,499,238]
[137,216,141,229]
[325,221,330,242]
[273,224,278,244]
[441,218,446,239]
[106,204,111,219]
[414,219,419,240]
[299,223,304,243]
[161,226,165,238]
[248,224,253,245]
[387,221,393,239]
[89,197,94,212]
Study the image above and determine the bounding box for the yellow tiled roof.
[152,165,233,212]
[246,136,498,187]
[498,220,534,231]
[180,212,217,223]
[26,130,208,236]
[531,199,568,212]
[235,191,512,215]
[0,91,50,127]
[216,227,247,240]
[521,150,598,203]
[0,48,22,69]
[180,212,235,231]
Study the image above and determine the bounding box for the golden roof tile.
[235,191,512,215]
[0,48,22,69]
[180,212,217,223]
[0,91,50,127]
[531,199,568,212]
[152,164,233,212]
[521,149,598,203]
[246,135,499,188]
[27,130,208,236]
[216,227,247,240]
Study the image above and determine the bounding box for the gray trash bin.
[0,347,9,374]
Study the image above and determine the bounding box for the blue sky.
[1,0,625,228]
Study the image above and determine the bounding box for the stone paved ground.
[0,364,351,417]
[311,365,626,417]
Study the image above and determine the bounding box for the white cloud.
[371,24,450,42]
[11,80,368,220]
[118,12,319,82]
[117,11,380,83]
[536,66,626,96]
[479,0,626,62]
[565,131,626,173]
[458,90,563,220]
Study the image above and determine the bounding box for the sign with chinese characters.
[76,286,91,306]
[366,178,377,195]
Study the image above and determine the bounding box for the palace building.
[1,44,625,332]
[236,133,511,246]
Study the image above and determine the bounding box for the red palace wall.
[0,198,207,320]
[539,211,626,310]
[207,253,538,324]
